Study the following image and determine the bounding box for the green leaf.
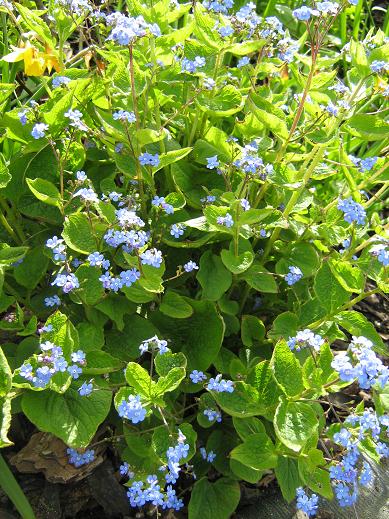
[275,457,302,502]
[153,148,193,173]
[0,246,28,266]
[0,347,12,397]
[230,458,263,484]
[232,416,266,441]
[345,114,389,141]
[153,367,186,397]
[249,94,288,140]
[328,259,365,294]
[62,213,101,254]
[299,455,333,499]
[26,178,61,208]
[14,247,49,289]
[240,263,278,293]
[314,262,349,313]
[125,362,153,397]
[83,350,123,375]
[73,265,105,305]
[246,361,284,419]
[212,381,265,417]
[226,39,266,56]
[16,3,54,46]
[221,249,254,275]
[241,315,265,347]
[230,432,278,470]
[268,312,299,341]
[335,311,387,355]
[77,323,104,352]
[154,351,187,376]
[279,243,320,277]
[197,251,232,301]
[188,478,240,519]
[0,155,11,189]
[150,299,224,371]
[22,388,112,448]
[95,295,136,331]
[274,400,318,452]
[160,291,194,318]
[197,85,243,117]
[193,139,231,165]
[270,340,304,397]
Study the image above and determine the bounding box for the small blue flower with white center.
[78,382,93,396]
[118,394,147,424]
[71,350,86,364]
[139,152,160,167]
[53,357,68,372]
[206,155,219,169]
[170,223,186,238]
[259,229,267,238]
[99,271,112,289]
[119,462,130,476]
[296,487,319,517]
[359,462,373,486]
[52,76,71,88]
[184,261,199,272]
[18,109,28,125]
[46,236,63,249]
[67,364,83,379]
[74,187,99,203]
[218,25,234,38]
[51,273,80,293]
[44,295,61,307]
[115,143,124,153]
[31,123,49,139]
[204,409,222,422]
[119,268,140,287]
[207,374,234,393]
[217,213,234,228]
[189,370,207,383]
[285,265,303,285]
[237,56,250,68]
[88,252,106,267]
[113,110,136,123]
[39,324,53,334]
[140,248,163,268]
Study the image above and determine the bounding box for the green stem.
[0,453,36,519]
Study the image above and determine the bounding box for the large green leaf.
[274,400,318,452]
[314,262,349,314]
[22,388,112,448]
[230,432,278,470]
[14,247,49,289]
[270,340,304,397]
[197,251,232,301]
[188,478,240,519]
[335,311,387,355]
[0,347,12,397]
[275,457,302,502]
[212,381,265,417]
[26,178,61,208]
[63,213,101,254]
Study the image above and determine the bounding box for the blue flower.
[113,110,136,123]
[67,364,83,379]
[240,198,250,211]
[139,152,160,167]
[31,123,49,139]
[67,448,95,467]
[118,394,147,424]
[293,6,314,20]
[44,295,61,307]
[52,76,71,88]
[206,155,220,169]
[170,224,186,238]
[189,370,207,383]
[203,409,222,422]
[51,273,80,293]
[139,335,169,355]
[140,248,163,268]
[285,266,303,285]
[76,170,87,181]
[216,213,234,228]
[207,374,234,393]
[287,329,324,352]
[181,56,205,73]
[237,56,250,68]
[78,382,93,396]
[18,109,28,125]
[296,487,319,517]
[370,60,389,74]
[184,261,198,272]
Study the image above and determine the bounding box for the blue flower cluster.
[330,409,389,508]
[152,195,174,214]
[293,2,339,21]
[117,394,147,424]
[139,152,160,167]
[370,242,389,267]
[370,60,389,74]
[105,12,160,46]
[206,155,220,169]
[349,155,378,172]
[207,374,234,393]
[31,123,49,139]
[204,408,222,422]
[203,0,234,14]
[296,487,318,517]
[331,336,389,389]
[337,197,366,225]
[189,370,207,383]
[285,265,303,285]
[67,448,95,467]
[113,110,136,123]
[139,335,169,355]
[233,141,274,179]
[170,223,186,238]
[181,56,206,73]
[52,76,71,89]
[19,342,86,388]
[126,431,189,510]
[217,213,234,228]
[200,447,216,463]
[184,261,199,273]
[287,329,324,352]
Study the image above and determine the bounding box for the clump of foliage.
[0,0,388,517]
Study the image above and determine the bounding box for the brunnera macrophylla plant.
[0,0,388,516]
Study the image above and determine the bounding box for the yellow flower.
[2,43,60,76]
